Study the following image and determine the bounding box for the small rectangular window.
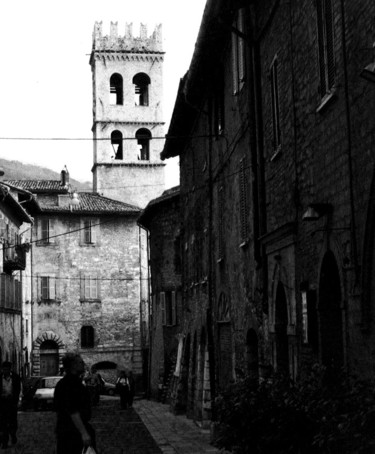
[40,276,56,301]
[80,275,100,301]
[81,218,97,245]
[81,326,94,348]
[84,220,92,243]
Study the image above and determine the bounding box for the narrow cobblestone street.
[3,397,219,454]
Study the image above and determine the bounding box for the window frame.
[316,0,335,99]
[80,218,97,246]
[270,56,281,154]
[39,275,57,302]
[109,73,123,105]
[81,325,95,348]
[38,218,55,245]
[80,274,101,302]
[232,8,246,95]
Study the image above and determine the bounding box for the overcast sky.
[0,0,206,188]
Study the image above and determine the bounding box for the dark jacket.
[0,372,21,404]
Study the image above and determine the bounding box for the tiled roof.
[46,192,141,215]
[5,181,141,215]
[5,180,69,194]
[138,186,179,226]
[0,183,34,223]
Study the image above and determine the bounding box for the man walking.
[0,361,21,449]
[54,353,96,454]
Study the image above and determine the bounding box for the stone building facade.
[0,183,33,374]
[161,0,375,423]
[7,176,144,384]
[138,186,182,400]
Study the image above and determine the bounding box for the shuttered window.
[81,218,97,245]
[40,276,56,301]
[270,57,281,150]
[232,8,246,95]
[39,219,55,245]
[317,0,335,97]
[80,275,100,301]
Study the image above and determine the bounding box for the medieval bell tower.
[90,22,166,208]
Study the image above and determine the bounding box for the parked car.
[100,380,116,396]
[32,376,62,410]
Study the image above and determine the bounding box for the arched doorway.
[319,251,343,370]
[246,329,259,383]
[275,283,289,375]
[40,340,59,376]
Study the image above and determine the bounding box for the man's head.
[62,353,85,376]
[1,361,12,377]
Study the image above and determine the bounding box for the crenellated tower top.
[92,21,163,53]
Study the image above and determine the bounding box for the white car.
[33,376,62,410]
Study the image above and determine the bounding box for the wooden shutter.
[91,219,97,244]
[80,274,85,300]
[49,277,56,300]
[96,276,101,300]
[41,276,48,300]
[160,292,166,325]
[232,32,239,94]
[84,276,90,298]
[48,219,55,243]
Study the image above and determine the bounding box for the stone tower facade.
[90,22,166,208]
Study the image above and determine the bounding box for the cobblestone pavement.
[3,397,221,454]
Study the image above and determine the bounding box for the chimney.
[61,166,70,187]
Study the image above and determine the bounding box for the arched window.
[81,326,94,348]
[133,73,151,106]
[136,128,151,160]
[111,130,123,160]
[110,73,123,105]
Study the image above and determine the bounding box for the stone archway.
[33,331,65,376]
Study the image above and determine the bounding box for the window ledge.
[80,299,101,303]
[36,242,55,247]
[316,89,337,113]
[80,243,97,247]
[38,299,61,305]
